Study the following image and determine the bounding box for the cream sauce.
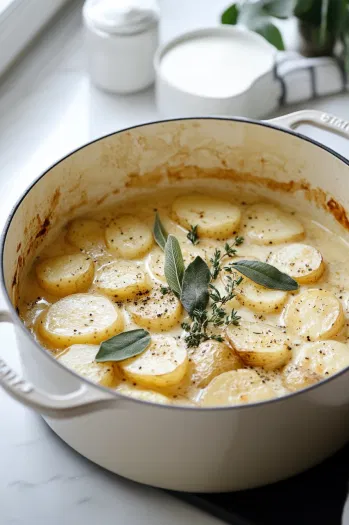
[18,186,349,406]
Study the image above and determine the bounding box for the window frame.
[0,0,71,78]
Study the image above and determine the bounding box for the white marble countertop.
[1,1,349,524]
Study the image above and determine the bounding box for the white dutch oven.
[1,110,349,493]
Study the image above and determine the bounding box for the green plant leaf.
[263,0,294,19]
[231,260,298,291]
[229,1,285,50]
[153,212,168,250]
[343,30,349,74]
[221,4,239,24]
[329,0,348,35]
[95,329,151,362]
[238,2,264,25]
[294,0,315,17]
[255,20,285,50]
[164,235,185,297]
[181,256,211,316]
[320,0,329,45]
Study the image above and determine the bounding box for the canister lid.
[83,0,159,35]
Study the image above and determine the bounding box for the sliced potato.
[226,321,291,370]
[282,363,320,392]
[39,293,123,347]
[189,340,243,388]
[221,255,288,313]
[268,244,324,284]
[236,278,288,313]
[171,194,241,239]
[285,289,344,341]
[201,369,276,406]
[147,248,166,283]
[116,385,172,404]
[283,340,349,391]
[236,281,288,313]
[66,219,105,250]
[244,203,304,245]
[105,215,153,259]
[57,344,114,386]
[292,340,349,377]
[159,214,188,242]
[36,254,94,297]
[120,335,188,388]
[128,286,182,331]
[95,260,151,300]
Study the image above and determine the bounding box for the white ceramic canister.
[83,0,159,94]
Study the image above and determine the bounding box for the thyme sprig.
[210,236,244,279]
[182,275,242,348]
[180,236,244,348]
[181,309,224,348]
[152,213,297,350]
[187,224,199,245]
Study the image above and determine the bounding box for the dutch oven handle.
[0,310,120,419]
[268,109,349,141]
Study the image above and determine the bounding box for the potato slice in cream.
[39,293,123,347]
[172,194,241,240]
[105,215,153,259]
[226,321,291,370]
[283,340,349,391]
[244,203,304,245]
[36,254,94,297]
[128,286,182,331]
[95,260,151,300]
[57,344,115,386]
[120,335,188,388]
[201,369,276,406]
[285,289,344,341]
[268,244,324,284]
[67,219,105,250]
[189,340,243,388]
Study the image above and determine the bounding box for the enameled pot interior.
[3,117,349,405]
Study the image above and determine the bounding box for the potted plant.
[221,0,349,71]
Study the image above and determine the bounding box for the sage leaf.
[153,212,168,250]
[231,260,298,291]
[181,256,211,315]
[164,234,185,297]
[95,329,151,362]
